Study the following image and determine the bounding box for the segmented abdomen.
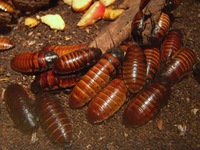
[0,37,14,50]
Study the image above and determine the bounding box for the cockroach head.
[106,47,124,64]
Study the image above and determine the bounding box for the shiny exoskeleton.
[0,1,15,13]
[4,83,39,134]
[0,37,14,50]
[139,0,151,10]
[163,0,181,12]
[10,51,58,73]
[68,47,124,108]
[87,76,128,124]
[122,44,147,93]
[36,92,73,147]
[123,82,171,127]
[193,62,200,85]
[52,48,102,75]
[161,29,182,63]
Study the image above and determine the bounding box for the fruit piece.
[63,0,73,5]
[24,17,40,28]
[100,0,116,6]
[72,0,93,12]
[103,8,124,20]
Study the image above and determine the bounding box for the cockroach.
[158,48,197,87]
[10,51,58,73]
[161,29,182,63]
[68,47,124,108]
[163,0,181,12]
[52,48,102,75]
[31,70,81,93]
[149,12,171,46]
[144,47,161,83]
[0,37,14,50]
[139,0,151,10]
[123,82,171,127]
[42,43,88,57]
[122,44,147,94]
[87,76,129,124]
[36,92,73,147]
[193,62,200,85]
[0,1,15,13]
[4,83,39,134]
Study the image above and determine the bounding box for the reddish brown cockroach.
[87,76,129,124]
[31,70,81,93]
[163,0,181,12]
[161,29,182,63]
[42,43,88,57]
[4,83,39,134]
[122,44,147,93]
[0,1,15,13]
[0,37,14,50]
[52,48,102,75]
[10,51,58,73]
[36,92,73,147]
[123,82,171,127]
[68,47,124,108]
[193,62,200,85]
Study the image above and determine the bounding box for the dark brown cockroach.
[0,37,14,50]
[36,92,73,147]
[4,83,39,134]
[42,43,88,57]
[144,47,161,83]
[161,29,182,63]
[123,82,171,127]
[139,0,151,10]
[193,62,200,85]
[122,44,147,94]
[31,70,81,93]
[163,0,181,12]
[68,47,124,108]
[149,12,171,46]
[158,48,197,87]
[10,51,58,73]
[0,1,15,13]
[87,76,129,124]
[52,48,102,75]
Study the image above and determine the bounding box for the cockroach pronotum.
[158,48,197,87]
[193,62,200,85]
[144,47,161,83]
[42,43,88,57]
[139,0,151,10]
[10,51,59,73]
[36,92,73,147]
[68,47,124,108]
[161,29,182,63]
[122,44,147,94]
[0,37,14,50]
[0,1,15,13]
[87,76,129,124]
[31,70,81,93]
[123,82,171,128]
[52,48,102,75]
[4,83,39,134]
[163,0,181,12]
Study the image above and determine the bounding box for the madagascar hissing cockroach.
[10,51,58,73]
[144,47,161,83]
[139,0,151,10]
[42,43,88,57]
[0,1,15,13]
[122,44,147,94]
[193,62,200,85]
[87,76,129,124]
[0,37,14,50]
[36,92,73,147]
[31,70,81,93]
[4,83,39,134]
[149,12,171,46]
[161,29,182,63]
[158,48,197,87]
[123,82,171,127]
[163,0,181,12]
[68,47,124,108]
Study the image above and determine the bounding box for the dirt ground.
[0,0,200,150]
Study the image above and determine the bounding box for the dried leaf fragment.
[24,17,40,28]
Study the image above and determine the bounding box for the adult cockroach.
[10,51,58,73]
[68,47,124,108]
[42,43,88,57]
[161,29,182,63]
[163,0,181,12]
[31,70,81,93]
[0,37,14,50]
[158,48,197,87]
[36,92,73,147]
[139,0,151,10]
[4,83,39,134]
[87,76,129,124]
[193,62,200,85]
[122,44,147,94]
[0,1,15,13]
[52,48,102,75]
[123,82,171,127]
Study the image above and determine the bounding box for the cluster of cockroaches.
[2,0,200,147]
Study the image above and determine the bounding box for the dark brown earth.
[0,0,200,149]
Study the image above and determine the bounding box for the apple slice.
[77,1,105,27]
[63,0,73,5]
[72,0,93,12]
[100,0,116,7]
[103,8,124,20]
